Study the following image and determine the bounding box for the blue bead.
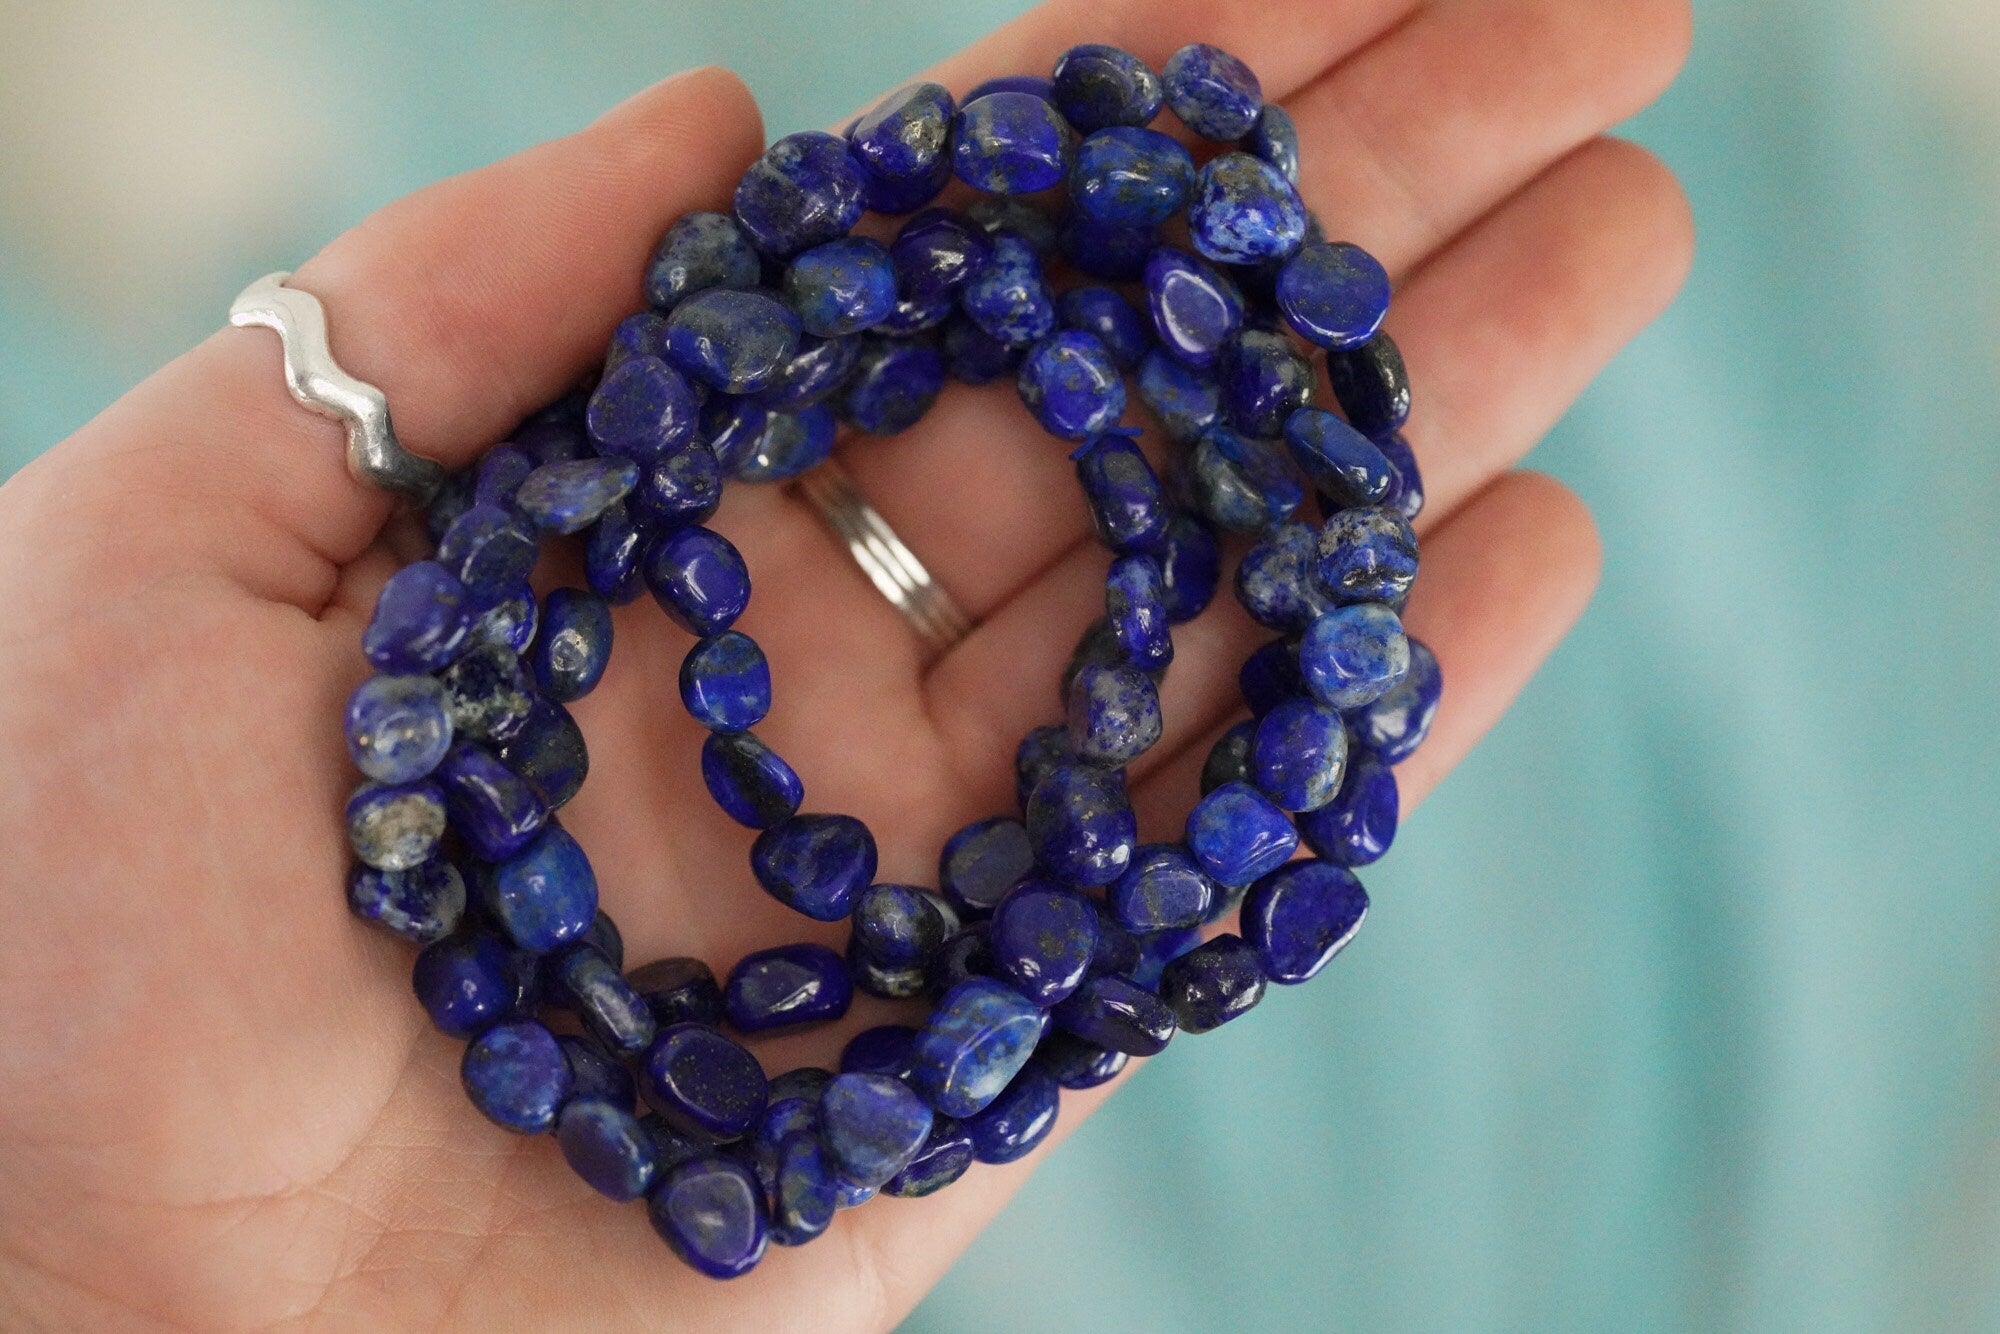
[1245,102,1300,183]
[849,82,955,188]
[963,1064,1060,1164]
[721,943,851,1034]
[631,441,723,529]
[751,814,877,921]
[783,236,896,337]
[1032,1030,1129,1089]
[1218,329,1314,438]
[437,643,534,744]
[347,858,465,944]
[1300,602,1411,710]
[1158,934,1268,1032]
[514,458,638,535]
[1110,843,1214,932]
[1014,725,1074,814]
[584,502,645,605]
[728,404,831,484]
[587,354,701,463]
[752,334,857,411]
[1251,697,1350,811]
[964,73,1054,103]
[648,1155,768,1278]
[1068,126,1193,228]
[1239,637,1305,716]
[936,817,1034,918]
[1066,661,1162,766]
[1145,247,1243,369]
[557,1099,659,1201]
[436,743,546,860]
[1187,782,1300,886]
[641,1023,769,1142]
[960,233,1056,346]
[821,1072,934,1187]
[346,780,445,871]
[345,674,452,784]
[1202,719,1257,795]
[1298,750,1398,867]
[643,525,750,636]
[1026,763,1137,887]
[438,503,537,596]
[552,946,656,1056]
[1058,286,1151,370]
[412,930,516,1037]
[848,942,929,999]
[1105,553,1173,673]
[882,1119,976,1197]
[876,284,954,336]
[1051,972,1177,1056]
[664,288,802,395]
[909,977,1047,1118]
[604,310,673,373]
[495,700,588,810]
[1131,925,1205,990]
[840,1024,919,1081]
[1244,859,1369,984]
[363,561,472,673]
[1284,406,1394,508]
[989,880,1098,1006]
[1162,42,1263,140]
[967,195,1060,252]
[1153,509,1221,623]
[1189,152,1308,264]
[697,396,768,475]
[461,1018,572,1134]
[1058,216,1158,282]
[1135,348,1219,444]
[628,957,724,1029]
[1351,636,1440,763]
[645,210,761,312]
[733,131,865,257]
[1235,522,1330,631]
[1376,430,1426,522]
[463,584,536,658]
[1315,506,1419,605]
[1277,241,1390,350]
[853,884,955,969]
[679,632,771,733]
[1191,427,1304,533]
[701,731,804,830]
[487,824,597,952]
[927,923,997,998]
[1326,331,1412,436]
[1018,331,1126,440]
[891,208,993,299]
[562,1034,637,1110]
[1074,434,1167,553]
[1051,43,1164,132]
[474,445,535,513]
[953,91,1076,194]
[527,588,611,704]
[839,337,945,434]
[768,1132,839,1246]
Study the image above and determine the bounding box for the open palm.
[0,0,1690,1327]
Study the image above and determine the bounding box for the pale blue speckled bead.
[1066,661,1162,766]
[1018,331,1126,440]
[1315,506,1419,606]
[1162,42,1263,140]
[1069,126,1194,228]
[1188,152,1308,264]
[1250,696,1350,812]
[1105,553,1173,673]
[821,1073,935,1187]
[1299,602,1411,710]
[1349,636,1441,763]
[1235,522,1330,632]
[733,131,866,257]
[953,91,1077,194]
[1186,781,1299,886]
[346,780,446,872]
[345,674,453,783]
[909,977,1048,1118]
[961,233,1057,346]
[645,211,761,312]
[347,858,465,944]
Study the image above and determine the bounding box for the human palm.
[0,0,1691,1327]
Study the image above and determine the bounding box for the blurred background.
[4,0,1999,1328]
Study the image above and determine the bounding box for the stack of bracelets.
[335,40,1440,1278]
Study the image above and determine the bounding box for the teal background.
[4,1,1999,1328]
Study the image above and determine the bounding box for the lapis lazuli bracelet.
[338,41,1440,1279]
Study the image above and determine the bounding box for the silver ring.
[228,271,446,504]
[794,460,973,656]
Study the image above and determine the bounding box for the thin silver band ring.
[793,460,974,656]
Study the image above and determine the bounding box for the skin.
[0,0,1693,1327]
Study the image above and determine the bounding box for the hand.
[0,0,1691,1326]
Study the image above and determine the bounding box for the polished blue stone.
[700,731,803,830]
[412,930,515,1037]
[641,1023,769,1142]
[737,404,838,483]
[1014,725,1075,814]
[849,81,955,188]
[1187,781,1300,886]
[514,458,638,535]
[1132,924,1205,990]
[1375,429,1425,522]
[751,814,877,921]
[938,817,1035,918]
[1026,762,1138,887]
[557,1099,659,1201]
[1110,843,1214,932]
[962,1063,1060,1164]
[1300,601,1411,711]
[1059,216,1157,282]
[1018,331,1126,440]
[1034,1030,1129,1089]
[462,1018,571,1134]
[989,880,1099,1007]
[753,1093,822,1168]
[345,674,452,784]
[889,208,992,301]
[960,233,1056,347]
[345,780,444,872]
[1326,331,1413,436]
[584,502,645,605]
[1244,859,1370,984]
[1245,102,1300,183]
[363,561,472,673]
[1189,151,1307,264]
[438,503,537,597]
[1075,434,1167,554]
[1351,636,1440,763]
[964,73,1054,103]
[1145,247,1243,370]
[527,589,610,704]
[488,824,597,953]
[604,310,673,373]
[436,643,534,745]
[910,977,1047,1118]
[783,236,896,338]
[645,210,761,312]
[1105,553,1172,673]
[1069,126,1193,229]
[1066,661,1162,766]
[1051,42,1164,132]
[679,632,771,733]
[1284,406,1394,509]
[768,1132,839,1246]
[648,1155,768,1278]
[853,883,955,969]
[562,1033,637,1110]
[663,289,801,396]
[1201,719,1257,795]
[627,957,725,1030]
[552,946,656,1057]
[877,282,954,338]
[643,525,750,637]
[1191,427,1305,533]
[821,1072,934,1187]
[1135,349,1220,444]
[474,445,535,513]
[953,91,1076,194]
[1277,241,1391,350]
[436,743,546,861]
[1298,750,1398,867]
[463,582,537,656]
[1158,933,1267,1033]
[733,130,865,257]
[1152,508,1221,623]
[747,339,852,417]
[882,1118,976,1197]
[839,337,945,434]
[347,858,464,944]
[1236,522,1330,631]
[1315,506,1419,606]
[1061,616,1158,705]
[967,195,1060,252]
[1051,972,1177,1056]
[1057,286,1150,370]
[587,354,701,464]
[1219,329,1314,438]
[721,943,851,1034]
[698,395,769,475]
[1239,637,1306,716]
[848,943,928,1000]
[495,699,587,810]
[1163,42,1262,139]
[840,1024,919,1081]
[631,440,723,529]
[1251,697,1350,811]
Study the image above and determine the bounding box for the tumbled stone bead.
[890,208,992,302]
[462,1018,571,1134]
[631,440,724,529]
[1244,859,1370,984]
[412,930,517,1037]
[495,700,587,810]
[953,90,1076,194]
[1191,427,1304,533]
[1236,522,1330,632]
[1251,697,1350,812]
[345,780,445,872]
[1326,331,1413,437]
[931,818,1029,921]
[1038,1031,1131,1092]
[1245,101,1300,182]
[1316,507,1419,607]
[1058,286,1150,371]
[839,1024,919,1082]
[1014,725,1075,814]
[1145,247,1243,370]
[876,283,954,338]
[753,333,859,410]
[1201,719,1257,796]
[961,233,1057,347]
[723,943,851,1033]
[966,195,1060,252]
[850,81,955,186]
[641,1023,768,1142]
[1018,331,1126,440]
[752,1094,822,1182]
[1219,329,1314,438]
[437,643,533,745]
[1105,553,1173,674]
[1158,933,1267,1033]
[664,288,802,396]
[557,1099,659,1202]
[644,525,750,637]
[563,1034,637,1111]
[438,503,538,597]
[733,130,865,257]
[474,445,535,513]
[584,502,645,605]
[675,634,769,735]
[1061,617,1160,707]
[988,880,1099,1007]
[1187,781,1300,886]
[1277,241,1391,351]
[845,944,927,1000]
[852,883,955,971]
[734,404,836,483]
[1027,762,1138,887]
[1074,434,1167,554]
[782,236,896,338]
[628,957,726,1030]
[363,561,472,674]
[1068,126,1193,229]
[820,1073,934,1188]
[752,813,877,921]
[345,674,452,784]
[649,1155,768,1278]
[700,731,803,830]
[766,1132,839,1247]
[548,946,655,1057]
[1062,216,1159,282]
[1152,509,1221,623]
[882,1118,976,1197]
[910,977,1047,1118]
[347,858,465,944]
[603,311,673,374]
[1110,843,1214,932]
[1351,637,1440,763]
[524,589,610,705]
[1239,637,1306,716]
[957,1063,1057,1165]
[486,824,598,953]
[436,743,546,860]
[1066,661,1163,766]
[838,337,945,434]
[464,582,538,656]
[1300,602,1411,710]
[1376,430,1425,522]
[588,354,701,464]
[1285,406,1394,510]
[1189,152,1307,265]
[1163,41,1262,140]
[1135,348,1220,444]
[646,210,761,312]
[514,457,638,535]
[1051,42,1163,132]
[1052,973,1177,1056]
[1298,749,1398,867]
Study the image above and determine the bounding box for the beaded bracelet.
[337,39,1441,1280]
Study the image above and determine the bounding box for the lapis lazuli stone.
[1202,719,1257,796]
[1189,151,1307,265]
[1051,42,1164,132]
[1145,247,1243,370]
[733,130,865,257]
[1014,725,1075,814]
[641,1023,769,1142]
[645,210,761,312]
[556,1099,659,1201]
[1033,1029,1130,1090]
[1057,286,1151,370]
[412,930,516,1037]
[953,91,1076,194]
[1245,102,1300,183]
[463,582,536,656]
[438,503,537,596]
[1018,331,1126,440]
[584,502,645,605]
[627,956,725,1030]
[733,404,836,482]
[820,1073,935,1188]
[910,977,1047,1118]
[943,313,1022,384]
[1315,507,1419,606]
[963,1064,1060,1165]
[1187,781,1299,886]
[839,337,945,434]
[552,945,656,1057]
[1110,843,1214,932]
[1051,972,1177,1056]
[437,643,534,744]
[495,699,588,810]
[526,588,611,704]
[1243,859,1370,984]
[489,824,598,953]
[1105,553,1172,673]
[1285,406,1394,509]
[724,943,852,1032]
[462,1018,572,1134]
[436,743,546,860]
[346,780,445,872]
[882,1119,976,1197]
[514,458,638,535]
[849,944,928,1000]
[474,445,535,513]
[768,1132,839,1246]
[1219,328,1314,438]
[989,880,1099,1006]
[853,883,955,969]
[564,1034,637,1110]
[1158,933,1268,1033]
[1326,331,1413,437]
[1191,426,1304,533]
[840,1024,920,1081]
[961,233,1057,346]
[587,354,701,464]
[1060,216,1157,282]
[1300,602,1411,710]
[1163,42,1262,140]
[1235,522,1327,632]
[751,813,877,921]
[345,674,452,784]
[648,1155,769,1278]
[849,81,955,190]
[679,632,771,733]
[938,817,1036,918]
[700,731,803,830]
[1066,662,1163,766]
[363,561,472,674]
[783,236,896,338]
[1026,763,1138,887]
[1376,430,1425,523]
[663,288,802,396]
[1277,241,1391,351]
[1251,697,1350,812]
[1075,434,1167,554]
[1154,512,1221,626]
[1351,636,1440,763]
[1136,347,1220,444]
[644,525,750,637]
[1069,126,1194,229]
[1298,750,1398,867]
[631,440,723,529]
[604,310,673,373]
[753,333,857,411]
[890,208,992,300]
[347,858,465,944]
[1239,637,1306,717]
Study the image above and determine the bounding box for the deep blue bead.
[769,1132,839,1246]
[1191,427,1304,533]
[858,155,953,215]
[960,233,1056,347]
[1058,286,1151,370]
[1051,43,1164,132]
[488,824,597,953]
[363,561,472,673]
[735,405,835,484]
[495,700,588,810]
[412,930,516,1037]
[1051,973,1177,1056]
[1014,725,1074,814]
[641,1023,769,1142]
[628,957,725,1030]
[1277,241,1391,350]
[1026,763,1137,887]
[437,643,534,744]
[751,814,877,921]
[939,817,1036,917]
[1251,697,1350,812]
[877,284,955,336]
[1130,925,1204,990]
[724,943,852,1033]
[563,1033,638,1110]
[1219,329,1314,438]
[648,1155,768,1278]
[839,337,945,434]
[1018,332,1125,440]
[1135,348,1220,444]
[701,731,804,830]
[679,632,771,732]
[821,1073,935,1187]
[1315,506,1419,606]
[1105,553,1173,673]
[909,977,1047,1118]
[630,440,723,529]
[1158,933,1268,1033]
[1066,661,1162,766]
[698,396,769,475]
[462,582,536,657]
[890,208,993,300]
[345,674,452,784]
[1285,406,1395,508]
[643,525,750,637]
[1236,522,1330,631]
[1239,637,1306,716]
[963,1064,1060,1164]
[604,310,674,372]
[882,1118,976,1197]
[964,73,1054,103]
[526,589,611,704]
[664,288,802,395]
[474,446,535,513]
[1299,750,1398,867]
[1075,434,1166,553]
[645,211,761,312]
[462,1019,571,1134]
[1153,509,1221,623]
[1032,1030,1129,1089]
[848,943,930,1000]
[587,354,701,464]
[347,858,465,944]
[438,503,537,596]
[1376,430,1426,522]
[953,91,1076,194]
[578,908,624,970]
[514,458,638,535]
[753,334,859,412]
[558,1099,660,1201]
[1245,102,1300,183]
[345,780,445,872]
[1110,843,1214,932]
[840,1024,919,1081]
[1069,127,1193,228]
[783,236,896,337]
[1244,859,1370,984]
[1145,247,1243,370]
[1058,216,1157,282]
[1351,636,1440,763]
[1187,781,1300,886]
[1061,616,1159,704]
[1300,602,1411,710]
[753,1095,822,1179]
[989,880,1099,1007]
[853,883,955,969]
[552,945,656,1057]
[584,502,645,605]
[733,131,865,257]
[1326,331,1413,436]
[848,81,956,187]
[1189,152,1308,264]
[1162,42,1263,140]
[1202,719,1257,795]
[436,743,546,860]
[967,195,1060,252]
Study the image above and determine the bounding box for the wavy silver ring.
[793,460,974,656]
[228,271,445,504]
